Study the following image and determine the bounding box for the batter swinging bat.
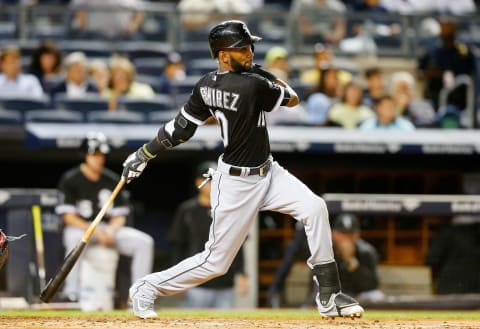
[40,179,125,303]
[32,204,46,291]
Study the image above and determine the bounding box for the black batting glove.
[249,63,278,82]
[122,145,156,184]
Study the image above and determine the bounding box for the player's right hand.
[122,145,155,184]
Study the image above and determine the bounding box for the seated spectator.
[290,0,346,47]
[264,46,290,82]
[157,52,186,95]
[49,51,98,102]
[28,40,63,93]
[328,80,374,129]
[178,0,256,33]
[88,59,110,94]
[305,66,341,125]
[300,42,352,87]
[69,0,145,40]
[362,67,386,109]
[102,55,155,110]
[0,45,44,98]
[389,71,436,127]
[359,94,415,131]
[417,17,476,111]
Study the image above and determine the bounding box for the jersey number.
[214,110,229,147]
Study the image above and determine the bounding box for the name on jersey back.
[200,87,239,112]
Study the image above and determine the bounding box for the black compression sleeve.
[144,113,198,156]
[144,125,172,155]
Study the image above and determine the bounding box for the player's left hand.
[122,145,155,183]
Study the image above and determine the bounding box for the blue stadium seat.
[0,96,50,117]
[179,42,211,61]
[186,59,217,76]
[119,95,173,113]
[0,109,22,125]
[25,109,84,123]
[86,110,146,124]
[133,57,167,77]
[148,110,177,124]
[54,93,109,113]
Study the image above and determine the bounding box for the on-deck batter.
[122,20,364,319]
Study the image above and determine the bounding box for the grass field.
[1,309,480,329]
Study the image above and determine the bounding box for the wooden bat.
[32,204,46,291]
[40,179,125,303]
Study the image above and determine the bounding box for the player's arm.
[275,78,299,107]
[122,109,200,183]
[250,64,299,107]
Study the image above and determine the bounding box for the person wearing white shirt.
[0,45,44,98]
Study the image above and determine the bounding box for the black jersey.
[56,165,129,222]
[183,71,284,167]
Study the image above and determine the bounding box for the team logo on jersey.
[200,86,239,112]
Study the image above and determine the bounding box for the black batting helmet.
[208,20,261,58]
[80,131,110,155]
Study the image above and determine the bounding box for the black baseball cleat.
[317,291,364,318]
[131,296,158,319]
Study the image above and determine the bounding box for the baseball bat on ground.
[40,179,125,303]
[32,204,46,291]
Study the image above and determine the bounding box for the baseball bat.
[32,204,46,291]
[40,179,125,303]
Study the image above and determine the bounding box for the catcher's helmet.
[81,131,110,155]
[208,20,261,58]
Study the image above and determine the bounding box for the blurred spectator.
[168,161,248,308]
[305,66,341,125]
[102,55,155,110]
[88,59,110,94]
[417,17,476,111]
[0,45,44,98]
[346,0,402,50]
[69,0,145,40]
[178,0,256,32]
[28,40,63,93]
[381,0,476,15]
[362,66,386,109]
[49,51,98,102]
[157,52,186,95]
[359,94,415,130]
[299,43,353,92]
[328,80,375,129]
[426,173,480,294]
[290,0,346,46]
[264,46,290,82]
[389,71,436,127]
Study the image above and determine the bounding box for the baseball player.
[122,20,364,319]
[56,131,154,303]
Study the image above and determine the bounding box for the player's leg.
[261,161,363,318]
[113,226,154,282]
[61,226,85,301]
[129,171,270,317]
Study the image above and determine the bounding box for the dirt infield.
[2,312,480,329]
